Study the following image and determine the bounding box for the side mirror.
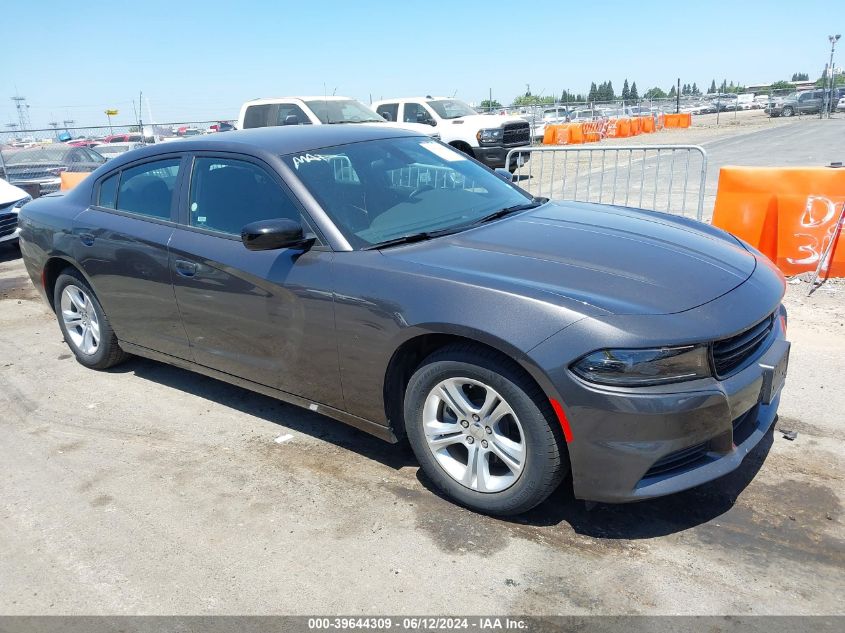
[241,218,310,251]
[428,119,437,126]
[494,168,514,182]
[283,115,299,125]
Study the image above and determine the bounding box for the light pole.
[824,34,840,118]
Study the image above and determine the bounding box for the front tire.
[782,106,794,117]
[404,344,568,515]
[54,269,129,369]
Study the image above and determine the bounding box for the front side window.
[284,137,531,249]
[276,104,311,125]
[116,159,180,219]
[403,103,434,125]
[188,157,300,235]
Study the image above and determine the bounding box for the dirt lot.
[0,119,843,616]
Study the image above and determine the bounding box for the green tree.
[621,79,630,101]
[691,82,699,95]
[668,85,677,98]
[644,87,667,99]
[479,99,502,111]
[588,82,598,102]
[719,79,727,93]
[770,80,793,91]
[708,79,717,94]
[630,82,638,100]
[791,72,809,81]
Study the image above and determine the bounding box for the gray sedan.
[17,126,789,515]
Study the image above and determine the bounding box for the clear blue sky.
[3,0,841,129]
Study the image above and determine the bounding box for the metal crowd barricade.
[505,145,708,220]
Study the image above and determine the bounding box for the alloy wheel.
[60,285,100,355]
[422,377,526,493]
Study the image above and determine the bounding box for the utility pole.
[676,78,681,114]
[11,95,31,132]
[823,35,841,118]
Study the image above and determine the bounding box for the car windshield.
[284,137,532,249]
[304,99,384,124]
[426,99,477,119]
[4,146,70,165]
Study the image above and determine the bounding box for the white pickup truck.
[371,96,531,170]
[237,96,439,139]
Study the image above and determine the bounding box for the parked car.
[372,96,529,170]
[768,89,843,117]
[68,139,103,148]
[838,95,845,112]
[94,142,144,160]
[238,96,439,141]
[0,144,106,194]
[102,133,145,143]
[17,126,789,515]
[569,109,607,122]
[0,178,32,247]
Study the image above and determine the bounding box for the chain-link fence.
[0,121,232,196]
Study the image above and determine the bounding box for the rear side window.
[98,173,119,208]
[376,103,398,122]
[188,157,300,235]
[242,104,275,129]
[116,159,180,220]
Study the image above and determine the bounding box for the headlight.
[12,195,32,211]
[571,345,711,386]
[476,128,504,144]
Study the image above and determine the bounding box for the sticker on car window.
[420,142,466,162]
[292,153,330,170]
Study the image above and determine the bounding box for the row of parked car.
[765,88,845,117]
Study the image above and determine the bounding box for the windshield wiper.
[474,197,547,224]
[364,226,460,250]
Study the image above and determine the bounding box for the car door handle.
[174,260,198,277]
[79,233,95,247]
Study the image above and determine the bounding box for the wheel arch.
[382,328,563,441]
[448,140,475,157]
[41,256,91,312]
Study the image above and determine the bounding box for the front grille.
[0,212,18,238]
[711,314,774,377]
[503,122,530,145]
[643,441,710,478]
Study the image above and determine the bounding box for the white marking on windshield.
[420,142,466,162]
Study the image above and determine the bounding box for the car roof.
[102,125,424,166]
[243,96,361,106]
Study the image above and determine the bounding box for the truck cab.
[371,97,531,171]
[237,96,439,139]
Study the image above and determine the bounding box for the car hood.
[384,201,757,316]
[0,178,29,205]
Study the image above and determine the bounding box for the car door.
[167,153,342,407]
[402,102,437,127]
[72,156,192,359]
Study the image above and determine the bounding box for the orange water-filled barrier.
[712,167,845,277]
[60,171,90,191]
[641,116,655,133]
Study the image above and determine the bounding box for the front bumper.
[472,144,531,169]
[0,226,21,244]
[528,258,788,503]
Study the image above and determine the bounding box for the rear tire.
[404,344,568,515]
[53,269,129,370]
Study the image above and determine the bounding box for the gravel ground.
[0,240,843,616]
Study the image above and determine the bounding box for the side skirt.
[118,340,398,443]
